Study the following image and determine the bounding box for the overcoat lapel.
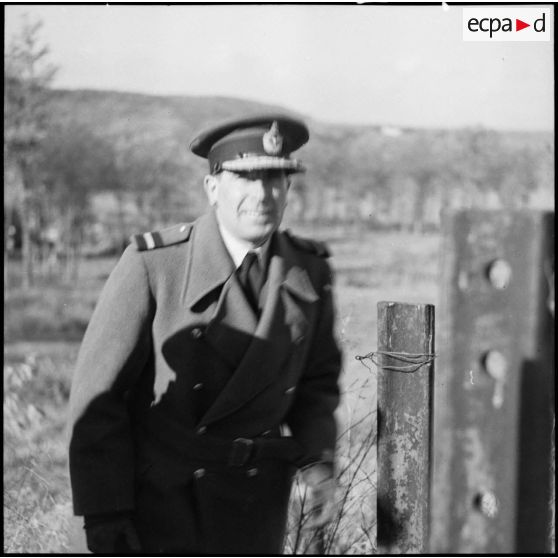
[199,233,319,427]
[183,211,235,310]
[183,211,258,368]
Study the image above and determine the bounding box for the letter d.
[534,13,546,32]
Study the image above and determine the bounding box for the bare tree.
[4,14,57,288]
[115,139,190,228]
[40,122,121,280]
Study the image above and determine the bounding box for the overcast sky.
[4,4,554,131]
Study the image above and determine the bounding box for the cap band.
[221,156,305,173]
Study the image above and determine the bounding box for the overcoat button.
[193,383,203,391]
[285,386,296,395]
[191,328,204,339]
[197,426,207,435]
[247,468,259,477]
[194,468,205,479]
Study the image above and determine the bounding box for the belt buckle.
[228,438,254,467]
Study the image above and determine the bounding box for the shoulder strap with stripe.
[131,223,193,251]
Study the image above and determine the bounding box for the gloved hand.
[298,462,338,529]
[84,512,142,554]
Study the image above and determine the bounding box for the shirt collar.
[217,220,272,269]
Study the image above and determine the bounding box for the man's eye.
[235,171,258,181]
[236,170,284,182]
[267,171,284,181]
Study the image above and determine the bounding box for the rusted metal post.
[430,209,554,554]
[377,301,435,554]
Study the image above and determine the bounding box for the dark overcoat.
[68,210,341,554]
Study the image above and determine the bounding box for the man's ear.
[203,174,219,206]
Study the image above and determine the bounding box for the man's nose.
[251,179,270,201]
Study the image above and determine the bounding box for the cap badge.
[262,121,283,155]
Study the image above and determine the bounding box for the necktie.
[237,251,263,312]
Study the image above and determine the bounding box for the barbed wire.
[355,351,437,373]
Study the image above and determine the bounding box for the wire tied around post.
[355,351,437,373]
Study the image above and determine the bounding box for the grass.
[4,258,117,343]
[3,229,440,553]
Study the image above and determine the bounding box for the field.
[3,229,440,554]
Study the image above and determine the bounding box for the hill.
[22,88,557,238]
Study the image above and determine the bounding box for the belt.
[142,415,304,467]
[181,431,303,467]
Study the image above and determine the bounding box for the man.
[68,114,342,554]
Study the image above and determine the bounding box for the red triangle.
[516,19,530,31]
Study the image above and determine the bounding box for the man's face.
[204,169,290,246]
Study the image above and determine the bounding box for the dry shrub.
[3,354,72,553]
[286,372,377,554]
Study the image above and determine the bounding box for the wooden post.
[377,301,435,554]
[430,209,554,554]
